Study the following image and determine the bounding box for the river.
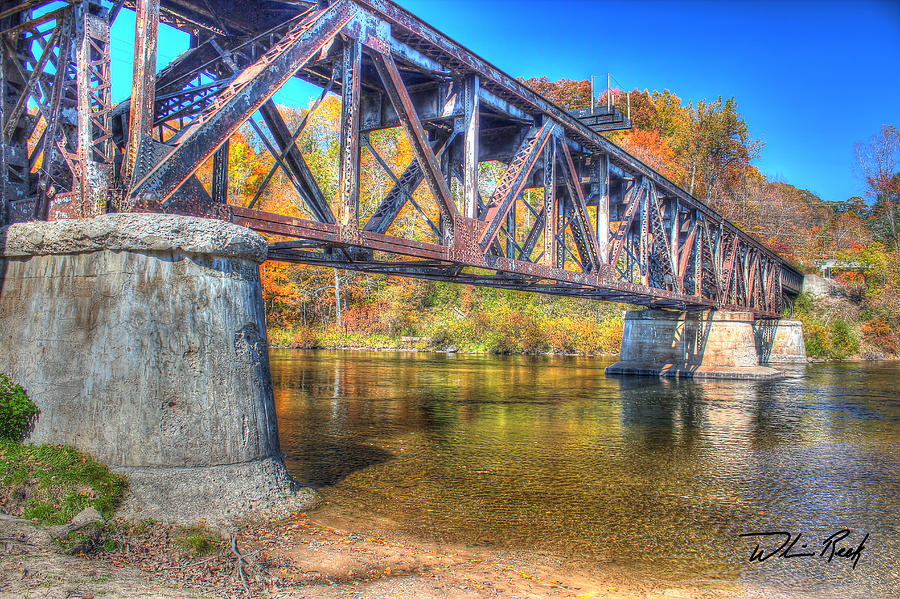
[271,350,899,598]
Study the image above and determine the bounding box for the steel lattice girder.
[0,0,804,317]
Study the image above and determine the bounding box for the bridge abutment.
[0,214,316,523]
[606,309,806,380]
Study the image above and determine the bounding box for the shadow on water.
[285,441,394,488]
[618,377,707,449]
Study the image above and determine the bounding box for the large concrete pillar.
[0,214,316,522]
[606,309,791,380]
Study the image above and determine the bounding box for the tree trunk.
[689,160,696,195]
[334,268,342,328]
[889,204,899,249]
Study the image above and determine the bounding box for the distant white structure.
[815,259,869,279]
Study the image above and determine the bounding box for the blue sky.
[108,0,900,204]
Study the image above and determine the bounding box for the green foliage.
[0,442,126,524]
[0,374,38,442]
[793,291,870,359]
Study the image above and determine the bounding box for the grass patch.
[174,525,222,557]
[0,441,126,524]
[55,521,120,555]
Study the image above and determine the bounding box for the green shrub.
[804,323,832,359]
[803,320,860,360]
[793,292,815,317]
[830,320,860,359]
[0,374,38,442]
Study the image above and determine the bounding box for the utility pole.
[607,72,611,112]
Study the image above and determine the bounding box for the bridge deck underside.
[0,0,802,317]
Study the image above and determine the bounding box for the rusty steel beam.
[542,137,559,268]
[210,137,228,203]
[228,203,778,312]
[462,73,479,219]
[338,36,361,227]
[71,2,114,216]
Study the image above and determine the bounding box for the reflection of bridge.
[0,0,802,317]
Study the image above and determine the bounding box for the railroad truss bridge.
[0,0,803,317]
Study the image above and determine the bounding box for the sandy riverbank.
[1,511,737,599]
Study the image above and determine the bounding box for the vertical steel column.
[64,1,113,218]
[124,0,159,188]
[542,138,557,267]
[556,195,567,270]
[594,153,609,263]
[506,197,516,258]
[463,74,479,219]
[339,38,362,227]
[0,3,30,222]
[694,216,703,297]
[0,51,7,224]
[35,14,73,220]
[775,264,780,316]
[670,199,680,274]
[211,139,229,203]
[0,8,16,224]
[439,127,452,244]
[639,183,650,286]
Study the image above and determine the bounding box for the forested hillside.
[204,79,899,358]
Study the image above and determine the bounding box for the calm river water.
[271,350,899,598]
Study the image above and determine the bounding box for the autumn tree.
[519,76,593,111]
[856,125,900,248]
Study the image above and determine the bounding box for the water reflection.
[271,351,900,597]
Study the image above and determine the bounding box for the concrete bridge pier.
[605,309,806,380]
[0,214,316,523]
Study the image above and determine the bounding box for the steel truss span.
[0,0,803,317]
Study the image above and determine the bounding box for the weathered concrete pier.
[0,214,316,522]
[606,310,806,380]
